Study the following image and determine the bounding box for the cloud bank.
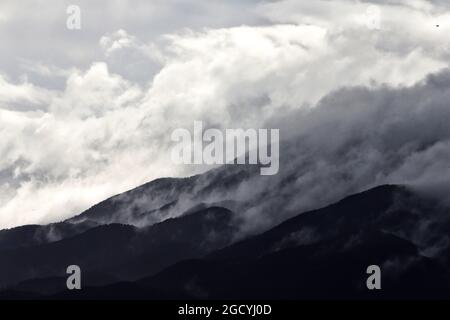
[0,0,450,228]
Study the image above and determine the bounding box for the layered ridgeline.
[1,177,450,298]
[3,71,450,298]
[0,164,256,254]
[0,164,259,293]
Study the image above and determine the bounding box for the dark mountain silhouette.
[0,221,100,252]
[0,165,253,254]
[133,185,450,299]
[68,165,257,227]
[3,184,449,299]
[0,206,237,289]
[207,185,435,260]
[140,230,449,299]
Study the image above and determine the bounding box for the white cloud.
[0,0,450,229]
[0,75,55,110]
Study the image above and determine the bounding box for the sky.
[0,0,450,229]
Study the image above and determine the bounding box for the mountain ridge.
[2,183,450,299]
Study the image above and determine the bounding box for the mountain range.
[1,165,450,299]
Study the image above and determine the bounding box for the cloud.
[0,0,264,83]
[99,29,164,83]
[1,0,450,229]
[233,68,450,234]
[0,75,55,111]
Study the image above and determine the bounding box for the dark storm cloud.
[228,68,450,234]
[97,68,450,240]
